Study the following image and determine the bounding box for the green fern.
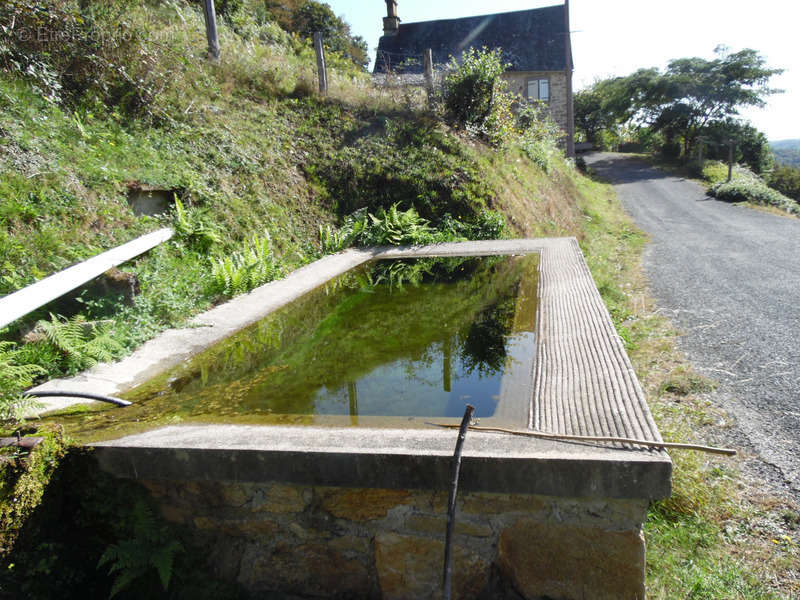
[173,197,221,251]
[98,501,183,597]
[32,314,124,375]
[210,233,282,296]
[0,341,46,421]
[364,204,433,246]
[320,205,434,252]
[319,213,366,253]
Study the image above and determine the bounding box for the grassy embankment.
[0,1,797,597]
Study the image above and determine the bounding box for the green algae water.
[54,254,539,440]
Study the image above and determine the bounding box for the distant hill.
[771,139,800,167]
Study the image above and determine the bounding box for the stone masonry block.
[497,519,646,600]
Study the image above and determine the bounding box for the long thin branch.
[442,404,474,600]
[426,423,736,456]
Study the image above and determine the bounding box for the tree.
[289,1,368,69]
[575,47,782,159]
[649,47,782,156]
[701,120,774,174]
[574,69,661,147]
[769,165,800,201]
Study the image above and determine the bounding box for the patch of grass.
[659,367,717,396]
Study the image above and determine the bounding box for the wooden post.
[313,32,328,94]
[202,0,220,60]
[424,48,434,97]
[728,140,734,182]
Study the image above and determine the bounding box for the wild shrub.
[709,179,799,213]
[441,47,515,147]
[517,101,563,172]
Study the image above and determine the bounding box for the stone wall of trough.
[141,478,648,599]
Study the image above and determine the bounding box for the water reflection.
[52,255,539,439]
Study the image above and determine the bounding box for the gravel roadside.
[584,152,800,500]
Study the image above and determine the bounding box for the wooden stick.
[442,404,474,600]
[202,0,220,60]
[426,423,736,456]
[313,32,328,94]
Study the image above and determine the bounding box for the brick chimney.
[383,0,399,35]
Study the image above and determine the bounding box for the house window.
[527,78,550,102]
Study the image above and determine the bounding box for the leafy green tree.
[648,47,782,156]
[574,87,610,145]
[574,70,661,147]
[701,120,774,174]
[289,1,368,69]
[576,47,782,159]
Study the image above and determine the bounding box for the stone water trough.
[34,238,671,599]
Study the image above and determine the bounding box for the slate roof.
[373,4,568,75]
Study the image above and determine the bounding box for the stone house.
[374,1,575,155]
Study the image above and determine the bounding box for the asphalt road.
[585,152,800,494]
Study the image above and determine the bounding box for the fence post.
[727,140,734,182]
[424,48,433,97]
[202,0,220,60]
[313,32,328,94]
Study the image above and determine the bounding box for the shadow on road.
[583,153,673,185]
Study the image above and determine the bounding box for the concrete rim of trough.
[31,238,672,500]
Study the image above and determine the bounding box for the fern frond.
[36,313,84,358]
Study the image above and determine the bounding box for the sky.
[324,0,800,141]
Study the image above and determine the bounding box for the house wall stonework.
[140,478,648,599]
[502,70,569,133]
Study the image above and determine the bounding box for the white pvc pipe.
[0,227,174,329]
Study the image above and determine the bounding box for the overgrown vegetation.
[441,47,515,147]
